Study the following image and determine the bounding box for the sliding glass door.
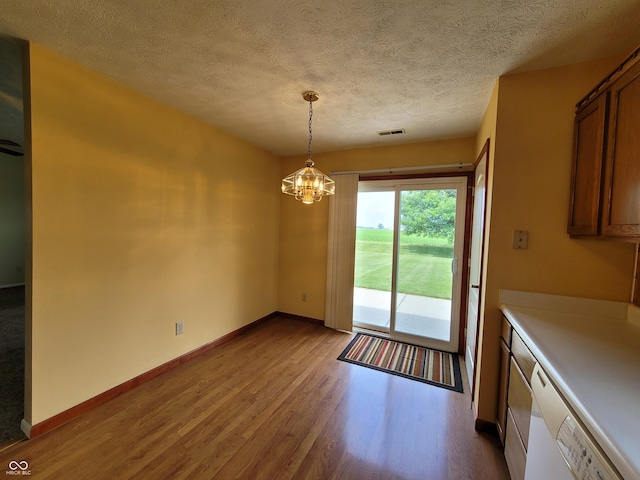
[352,190,395,333]
[352,177,467,352]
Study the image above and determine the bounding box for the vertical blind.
[324,173,359,331]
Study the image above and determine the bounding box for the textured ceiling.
[2,1,640,156]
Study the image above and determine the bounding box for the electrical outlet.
[301,292,307,302]
[513,230,529,249]
[175,321,184,335]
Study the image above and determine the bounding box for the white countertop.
[500,290,640,480]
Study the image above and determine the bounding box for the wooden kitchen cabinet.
[497,337,510,443]
[504,410,526,480]
[568,45,640,240]
[602,59,640,236]
[497,316,512,444]
[507,357,532,451]
[511,332,535,383]
[497,316,534,480]
[567,94,608,236]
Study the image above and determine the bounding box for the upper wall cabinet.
[567,93,608,236]
[603,60,640,236]
[568,46,640,240]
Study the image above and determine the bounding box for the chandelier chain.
[308,99,313,160]
[281,90,334,203]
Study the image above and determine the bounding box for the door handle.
[451,258,458,275]
[471,284,479,289]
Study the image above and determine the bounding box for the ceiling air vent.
[377,129,405,136]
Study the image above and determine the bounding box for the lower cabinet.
[508,358,532,451]
[498,317,535,480]
[496,339,510,443]
[504,409,526,480]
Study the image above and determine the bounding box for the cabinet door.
[501,316,512,347]
[507,357,532,451]
[567,94,608,236]
[496,338,510,445]
[603,60,640,236]
[504,409,526,480]
[511,331,536,384]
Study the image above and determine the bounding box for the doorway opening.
[352,177,467,352]
[0,36,27,447]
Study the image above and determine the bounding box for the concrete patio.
[352,287,452,341]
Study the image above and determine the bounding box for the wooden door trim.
[458,172,474,355]
[467,138,490,395]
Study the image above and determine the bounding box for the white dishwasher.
[524,364,621,480]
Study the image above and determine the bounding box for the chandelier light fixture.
[281,91,335,204]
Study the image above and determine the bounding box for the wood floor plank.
[0,317,508,479]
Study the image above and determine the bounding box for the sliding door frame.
[359,169,474,355]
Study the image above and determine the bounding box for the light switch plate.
[513,230,528,249]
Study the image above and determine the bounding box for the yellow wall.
[278,139,476,319]
[474,57,636,423]
[475,80,499,158]
[27,44,280,425]
[23,42,636,433]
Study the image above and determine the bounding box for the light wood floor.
[0,317,509,479]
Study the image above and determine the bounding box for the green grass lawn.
[354,228,453,300]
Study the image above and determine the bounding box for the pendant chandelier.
[281,91,335,204]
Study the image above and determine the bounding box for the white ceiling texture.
[1,0,640,156]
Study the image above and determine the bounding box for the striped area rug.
[337,333,463,392]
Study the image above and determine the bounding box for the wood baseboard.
[29,311,279,439]
[275,311,325,326]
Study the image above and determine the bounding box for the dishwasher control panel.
[531,363,621,480]
[556,412,620,480]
